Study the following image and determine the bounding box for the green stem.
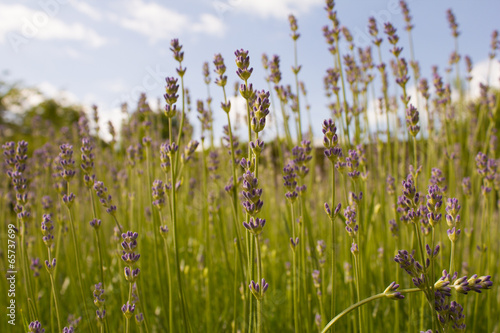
[330,165,336,333]
[413,223,426,276]
[376,45,393,176]
[353,254,362,333]
[159,212,173,333]
[430,228,436,323]
[19,219,37,322]
[244,79,252,158]
[200,139,212,331]
[247,227,254,333]
[112,215,124,235]
[66,198,94,333]
[169,117,190,333]
[222,87,246,288]
[449,241,455,276]
[413,137,418,175]
[334,35,350,145]
[255,236,262,333]
[47,249,62,333]
[291,201,299,333]
[233,242,238,333]
[175,65,186,171]
[472,195,488,332]
[146,146,165,313]
[321,288,421,332]
[126,282,132,333]
[293,39,302,143]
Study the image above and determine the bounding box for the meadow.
[1,1,499,332]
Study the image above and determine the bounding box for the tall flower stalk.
[368,17,393,175]
[59,144,94,333]
[170,39,187,166]
[4,141,39,321]
[289,14,303,142]
[121,231,140,333]
[159,224,173,333]
[164,71,197,331]
[41,214,61,333]
[322,118,342,328]
[322,282,406,332]
[93,283,106,333]
[324,0,350,143]
[214,52,248,331]
[283,163,299,331]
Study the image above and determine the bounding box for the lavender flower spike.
[122,301,136,319]
[44,258,56,273]
[58,144,76,182]
[235,49,253,81]
[124,266,141,282]
[290,237,299,251]
[249,278,269,299]
[243,217,266,235]
[28,321,45,333]
[93,283,105,307]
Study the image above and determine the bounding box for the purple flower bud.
[44,258,56,273]
[181,140,199,164]
[28,320,45,333]
[453,275,470,294]
[62,193,76,208]
[89,219,101,230]
[350,243,359,255]
[135,313,144,325]
[122,301,135,319]
[124,267,141,282]
[250,139,265,156]
[93,282,105,308]
[96,309,106,322]
[160,225,169,239]
[324,203,331,216]
[384,281,405,300]
[249,278,269,299]
[121,252,140,265]
[243,217,266,235]
[261,278,269,293]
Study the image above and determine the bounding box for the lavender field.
[1,1,499,332]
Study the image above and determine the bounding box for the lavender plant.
[1,2,498,333]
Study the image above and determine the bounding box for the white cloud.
[0,4,106,48]
[229,0,323,20]
[114,0,225,43]
[99,79,130,94]
[228,94,248,133]
[468,58,500,98]
[38,21,105,47]
[4,81,80,115]
[365,84,422,136]
[3,87,42,114]
[37,81,81,106]
[69,0,103,20]
[35,81,127,142]
[223,94,280,141]
[64,47,82,59]
[364,58,500,137]
[192,13,225,37]
[82,103,127,142]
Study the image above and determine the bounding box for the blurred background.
[1,0,499,143]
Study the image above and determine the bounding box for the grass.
[1,1,499,332]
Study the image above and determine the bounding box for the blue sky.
[1,0,499,141]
